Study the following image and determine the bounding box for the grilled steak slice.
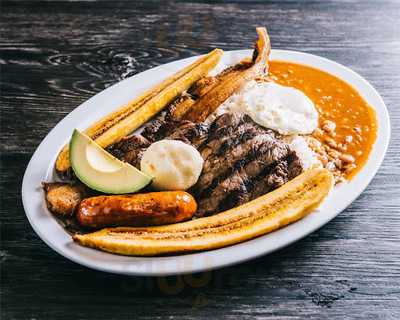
[247,152,303,201]
[141,76,217,143]
[165,120,209,149]
[192,113,303,216]
[194,113,271,193]
[141,103,180,142]
[107,134,151,168]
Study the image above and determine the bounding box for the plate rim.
[21,49,391,276]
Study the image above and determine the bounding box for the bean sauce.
[269,61,377,180]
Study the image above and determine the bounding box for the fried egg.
[220,81,319,135]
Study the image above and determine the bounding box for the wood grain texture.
[1,1,399,319]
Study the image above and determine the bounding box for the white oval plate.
[22,50,390,276]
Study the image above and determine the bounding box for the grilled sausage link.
[76,191,197,228]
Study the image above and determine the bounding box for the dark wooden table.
[1,1,399,319]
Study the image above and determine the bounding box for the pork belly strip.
[139,27,270,142]
[182,27,270,122]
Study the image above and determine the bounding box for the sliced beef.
[165,120,209,149]
[192,113,303,217]
[107,134,151,168]
[141,118,171,142]
[194,114,272,193]
[247,152,303,201]
[141,100,179,142]
[108,121,209,168]
[142,95,195,142]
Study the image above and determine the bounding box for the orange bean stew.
[269,61,377,181]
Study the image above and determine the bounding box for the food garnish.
[140,140,204,191]
[70,129,152,194]
[55,48,223,173]
[76,191,197,228]
[73,168,333,256]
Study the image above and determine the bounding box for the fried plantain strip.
[56,48,223,172]
[73,168,333,256]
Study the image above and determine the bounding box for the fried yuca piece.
[73,168,333,256]
[56,48,223,172]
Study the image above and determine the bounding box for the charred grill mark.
[217,184,247,213]
[205,114,276,158]
[195,115,276,194]
[196,139,261,200]
[206,113,248,143]
[216,159,280,212]
[201,126,260,171]
[250,151,302,200]
[216,126,262,157]
[250,157,288,196]
[165,121,210,149]
[107,134,151,167]
[197,136,286,200]
[215,151,302,215]
[196,140,253,189]
[195,137,294,216]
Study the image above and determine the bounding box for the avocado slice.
[69,129,152,194]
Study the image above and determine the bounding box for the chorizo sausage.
[76,191,197,228]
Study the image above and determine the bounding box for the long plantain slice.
[73,168,333,256]
[56,48,223,172]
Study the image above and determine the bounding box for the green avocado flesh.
[69,129,152,194]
